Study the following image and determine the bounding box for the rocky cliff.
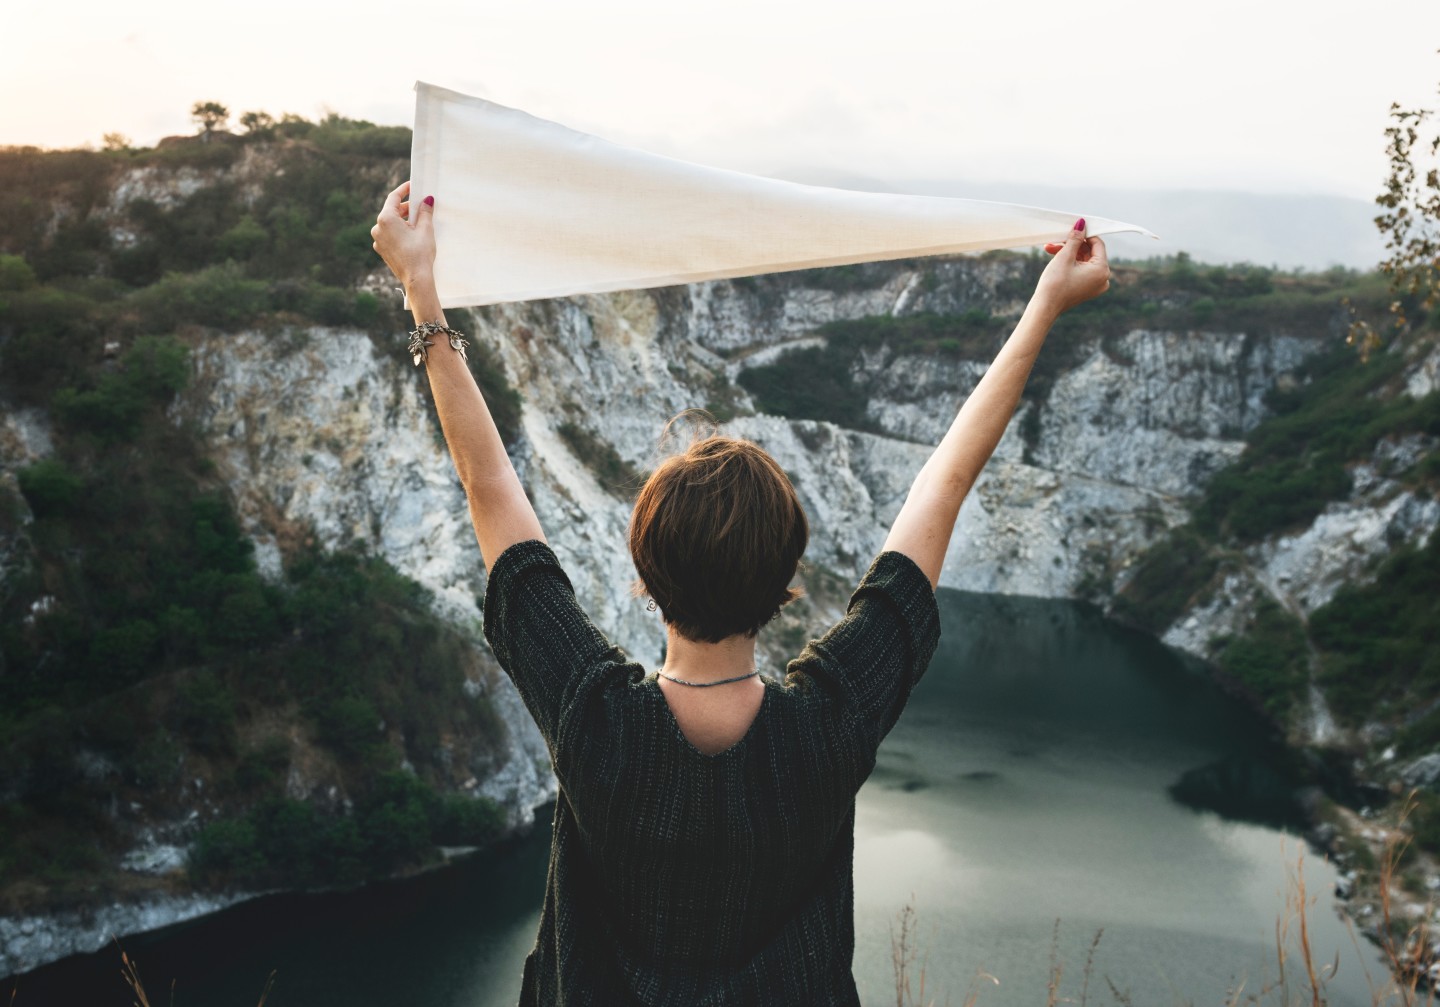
[2,133,1434,978]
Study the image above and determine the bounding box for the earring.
[646,599,657,612]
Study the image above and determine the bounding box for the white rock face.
[1159,571,1262,657]
[0,893,252,978]
[1254,489,1440,614]
[1156,427,1440,679]
[1408,345,1440,399]
[1401,753,1440,790]
[856,347,992,446]
[119,843,188,876]
[169,274,1344,701]
[0,407,53,465]
[185,327,488,629]
[1033,330,1313,496]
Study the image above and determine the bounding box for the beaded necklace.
[656,670,761,687]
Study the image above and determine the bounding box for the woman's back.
[372,185,1110,1004]
[484,540,939,1005]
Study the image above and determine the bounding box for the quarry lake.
[11,590,1384,1006]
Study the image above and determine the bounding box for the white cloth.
[409,81,1156,309]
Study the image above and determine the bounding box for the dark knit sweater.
[482,539,941,1006]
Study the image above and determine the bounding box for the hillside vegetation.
[0,116,519,910]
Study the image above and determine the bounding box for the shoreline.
[1306,796,1440,994]
[0,816,546,982]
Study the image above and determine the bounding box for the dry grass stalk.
[890,898,974,1007]
[115,939,274,1007]
[1289,848,1328,1006]
[1360,791,1437,1007]
[118,947,150,1007]
[1046,917,1063,1007]
[1080,927,1105,1007]
[957,969,1000,1007]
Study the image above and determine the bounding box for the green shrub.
[190,816,267,879]
[0,804,107,888]
[52,335,188,440]
[32,217,111,280]
[787,262,892,293]
[17,459,84,517]
[0,253,37,291]
[88,618,159,682]
[144,139,243,169]
[299,283,377,327]
[315,694,384,761]
[213,582,280,647]
[556,421,644,496]
[1214,599,1309,719]
[0,285,102,401]
[178,671,238,755]
[128,732,184,789]
[233,737,291,791]
[1311,532,1440,723]
[217,215,268,261]
[1111,529,1219,634]
[309,115,412,158]
[462,335,524,447]
[127,263,268,331]
[433,793,506,846]
[189,773,503,890]
[354,771,434,866]
[740,344,871,429]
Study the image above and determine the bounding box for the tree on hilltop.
[1377,80,1440,328]
[1351,56,1440,355]
[239,110,275,136]
[191,101,231,140]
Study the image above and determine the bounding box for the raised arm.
[881,219,1111,588]
[372,181,544,570]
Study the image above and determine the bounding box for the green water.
[7,591,1383,1006]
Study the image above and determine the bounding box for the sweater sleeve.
[481,539,620,748]
[785,550,941,749]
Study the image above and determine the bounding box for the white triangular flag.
[409,81,1156,309]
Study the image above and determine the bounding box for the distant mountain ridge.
[768,170,1385,272]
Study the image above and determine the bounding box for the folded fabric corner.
[409,81,1156,309]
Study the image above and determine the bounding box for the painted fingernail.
[423,195,435,206]
[1073,217,1085,231]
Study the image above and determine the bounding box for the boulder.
[1400,753,1440,791]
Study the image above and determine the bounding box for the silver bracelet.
[408,321,469,366]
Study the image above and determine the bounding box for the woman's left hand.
[371,180,436,291]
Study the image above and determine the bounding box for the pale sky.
[6,0,1440,202]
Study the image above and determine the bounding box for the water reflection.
[1170,754,1308,830]
[851,590,1378,1007]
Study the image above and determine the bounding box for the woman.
[372,181,1110,1005]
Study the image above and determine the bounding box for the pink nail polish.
[423,195,435,206]
[1074,217,1085,231]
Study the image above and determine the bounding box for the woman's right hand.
[1034,218,1111,316]
[372,180,437,293]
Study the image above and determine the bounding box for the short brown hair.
[629,429,808,643]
